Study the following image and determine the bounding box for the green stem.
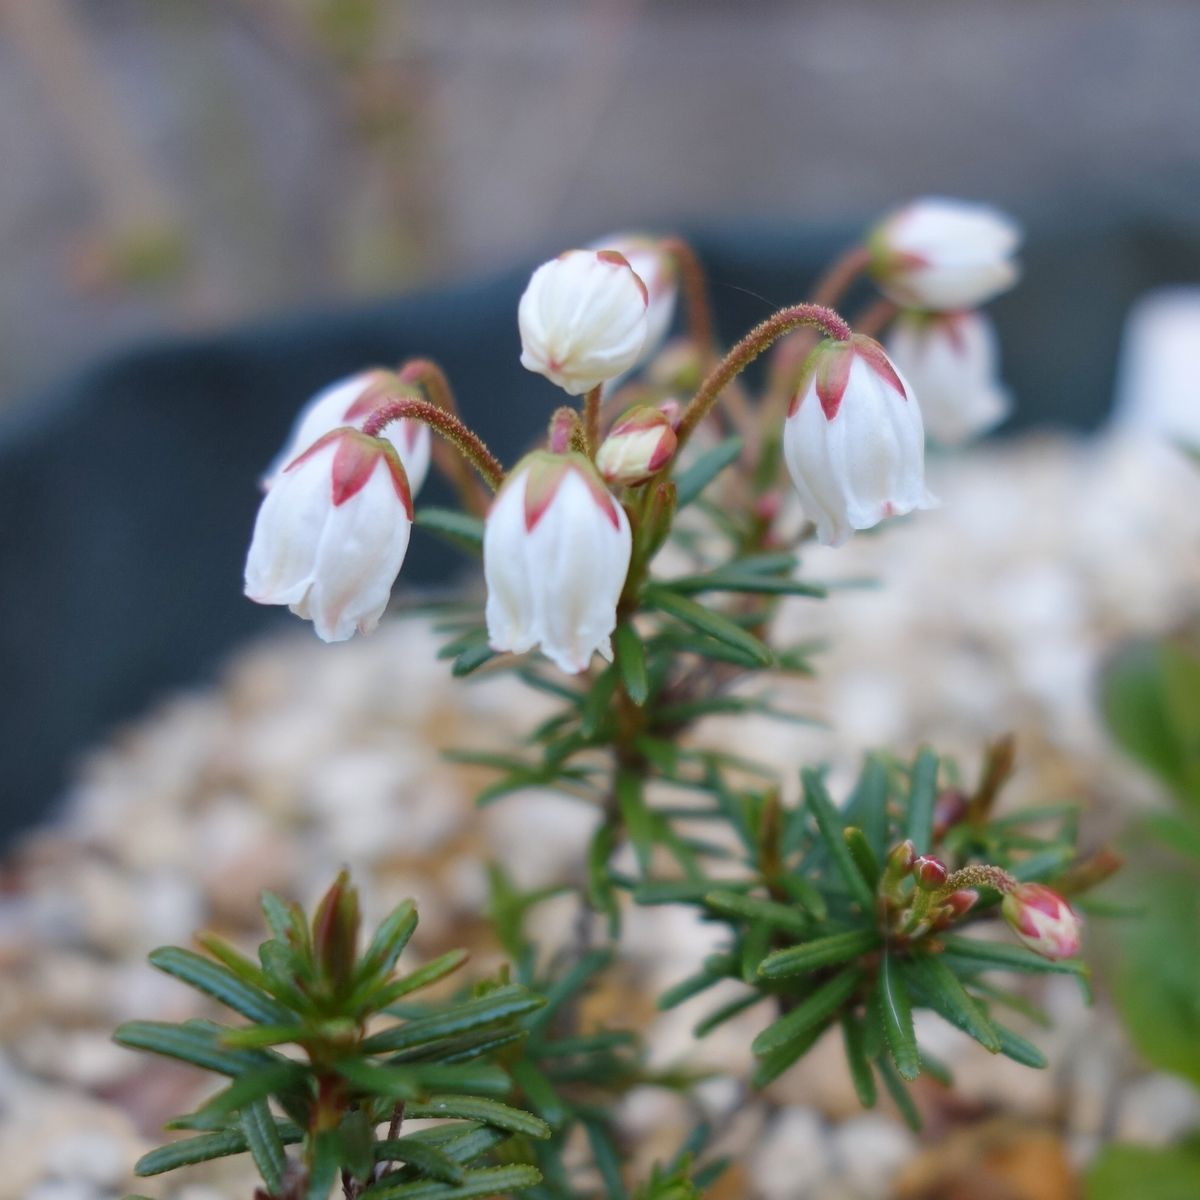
[674,303,851,449]
[362,397,504,491]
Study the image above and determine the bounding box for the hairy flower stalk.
[361,395,505,491]
[674,302,852,448]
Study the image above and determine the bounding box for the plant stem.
[674,303,851,449]
[395,359,490,515]
[362,396,505,491]
[583,385,604,455]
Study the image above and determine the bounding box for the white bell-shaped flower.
[886,310,1011,446]
[518,250,649,395]
[245,428,413,643]
[587,233,678,366]
[484,452,632,674]
[261,370,431,496]
[782,334,936,547]
[869,197,1021,311]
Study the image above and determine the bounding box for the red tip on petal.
[595,249,649,306]
[853,336,907,400]
[816,345,854,420]
[331,436,380,506]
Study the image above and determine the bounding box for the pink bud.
[657,397,683,428]
[782,334,936,547]
[244,428,413,643]
[1001,883,1082,960]
[913,855,948,891]
[595,405,678,486]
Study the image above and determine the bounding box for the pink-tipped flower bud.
[588,233,678,366]
[782,334,937,547]
[1001,883,1082,960]
[484,451,631,674]
[244,428,413,643]
[931,888,979,931]
[913,855,949,891]
[868,197,1021,311]
[595,405,678,486]
[518,250,649,395]
[261,370,431,496]
[657,397,683,428]
[886,310,1011,446]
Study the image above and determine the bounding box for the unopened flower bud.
[596,405,678,486]
[657,397,683,428]
[518,250,649,395]
[261,370,431,496]
[244,428,414,643]
[588,233,679,365]
[484,451,631,674]
[868,197,1021,311]
[1001,883,1082,960]
[888,839,917,873]
[931,888,979,931]
[887,310,1010,446]
[913,855,948,890]
[782,334,936,546]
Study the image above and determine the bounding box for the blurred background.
[3,0,1199,401]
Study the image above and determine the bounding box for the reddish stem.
[363,397,504,491]
[675,303,850,448]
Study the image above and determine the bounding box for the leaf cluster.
[116,874,551,1199]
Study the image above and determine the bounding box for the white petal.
[244,441,339,605]
[304,461,412,643]
[484,472,540,656]
[261,373,372,488]
[523,471,631,673]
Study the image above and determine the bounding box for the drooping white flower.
[484,452,631,673]
[261,370,431,496]
[782,334,936,547]
[886,310,1011,446]
[1001,883,1082,960]
[869,197,1021,311]
[245,428,413,643]
[595,404,678,487]
[587,233,678,365]
[518,250,649,395]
